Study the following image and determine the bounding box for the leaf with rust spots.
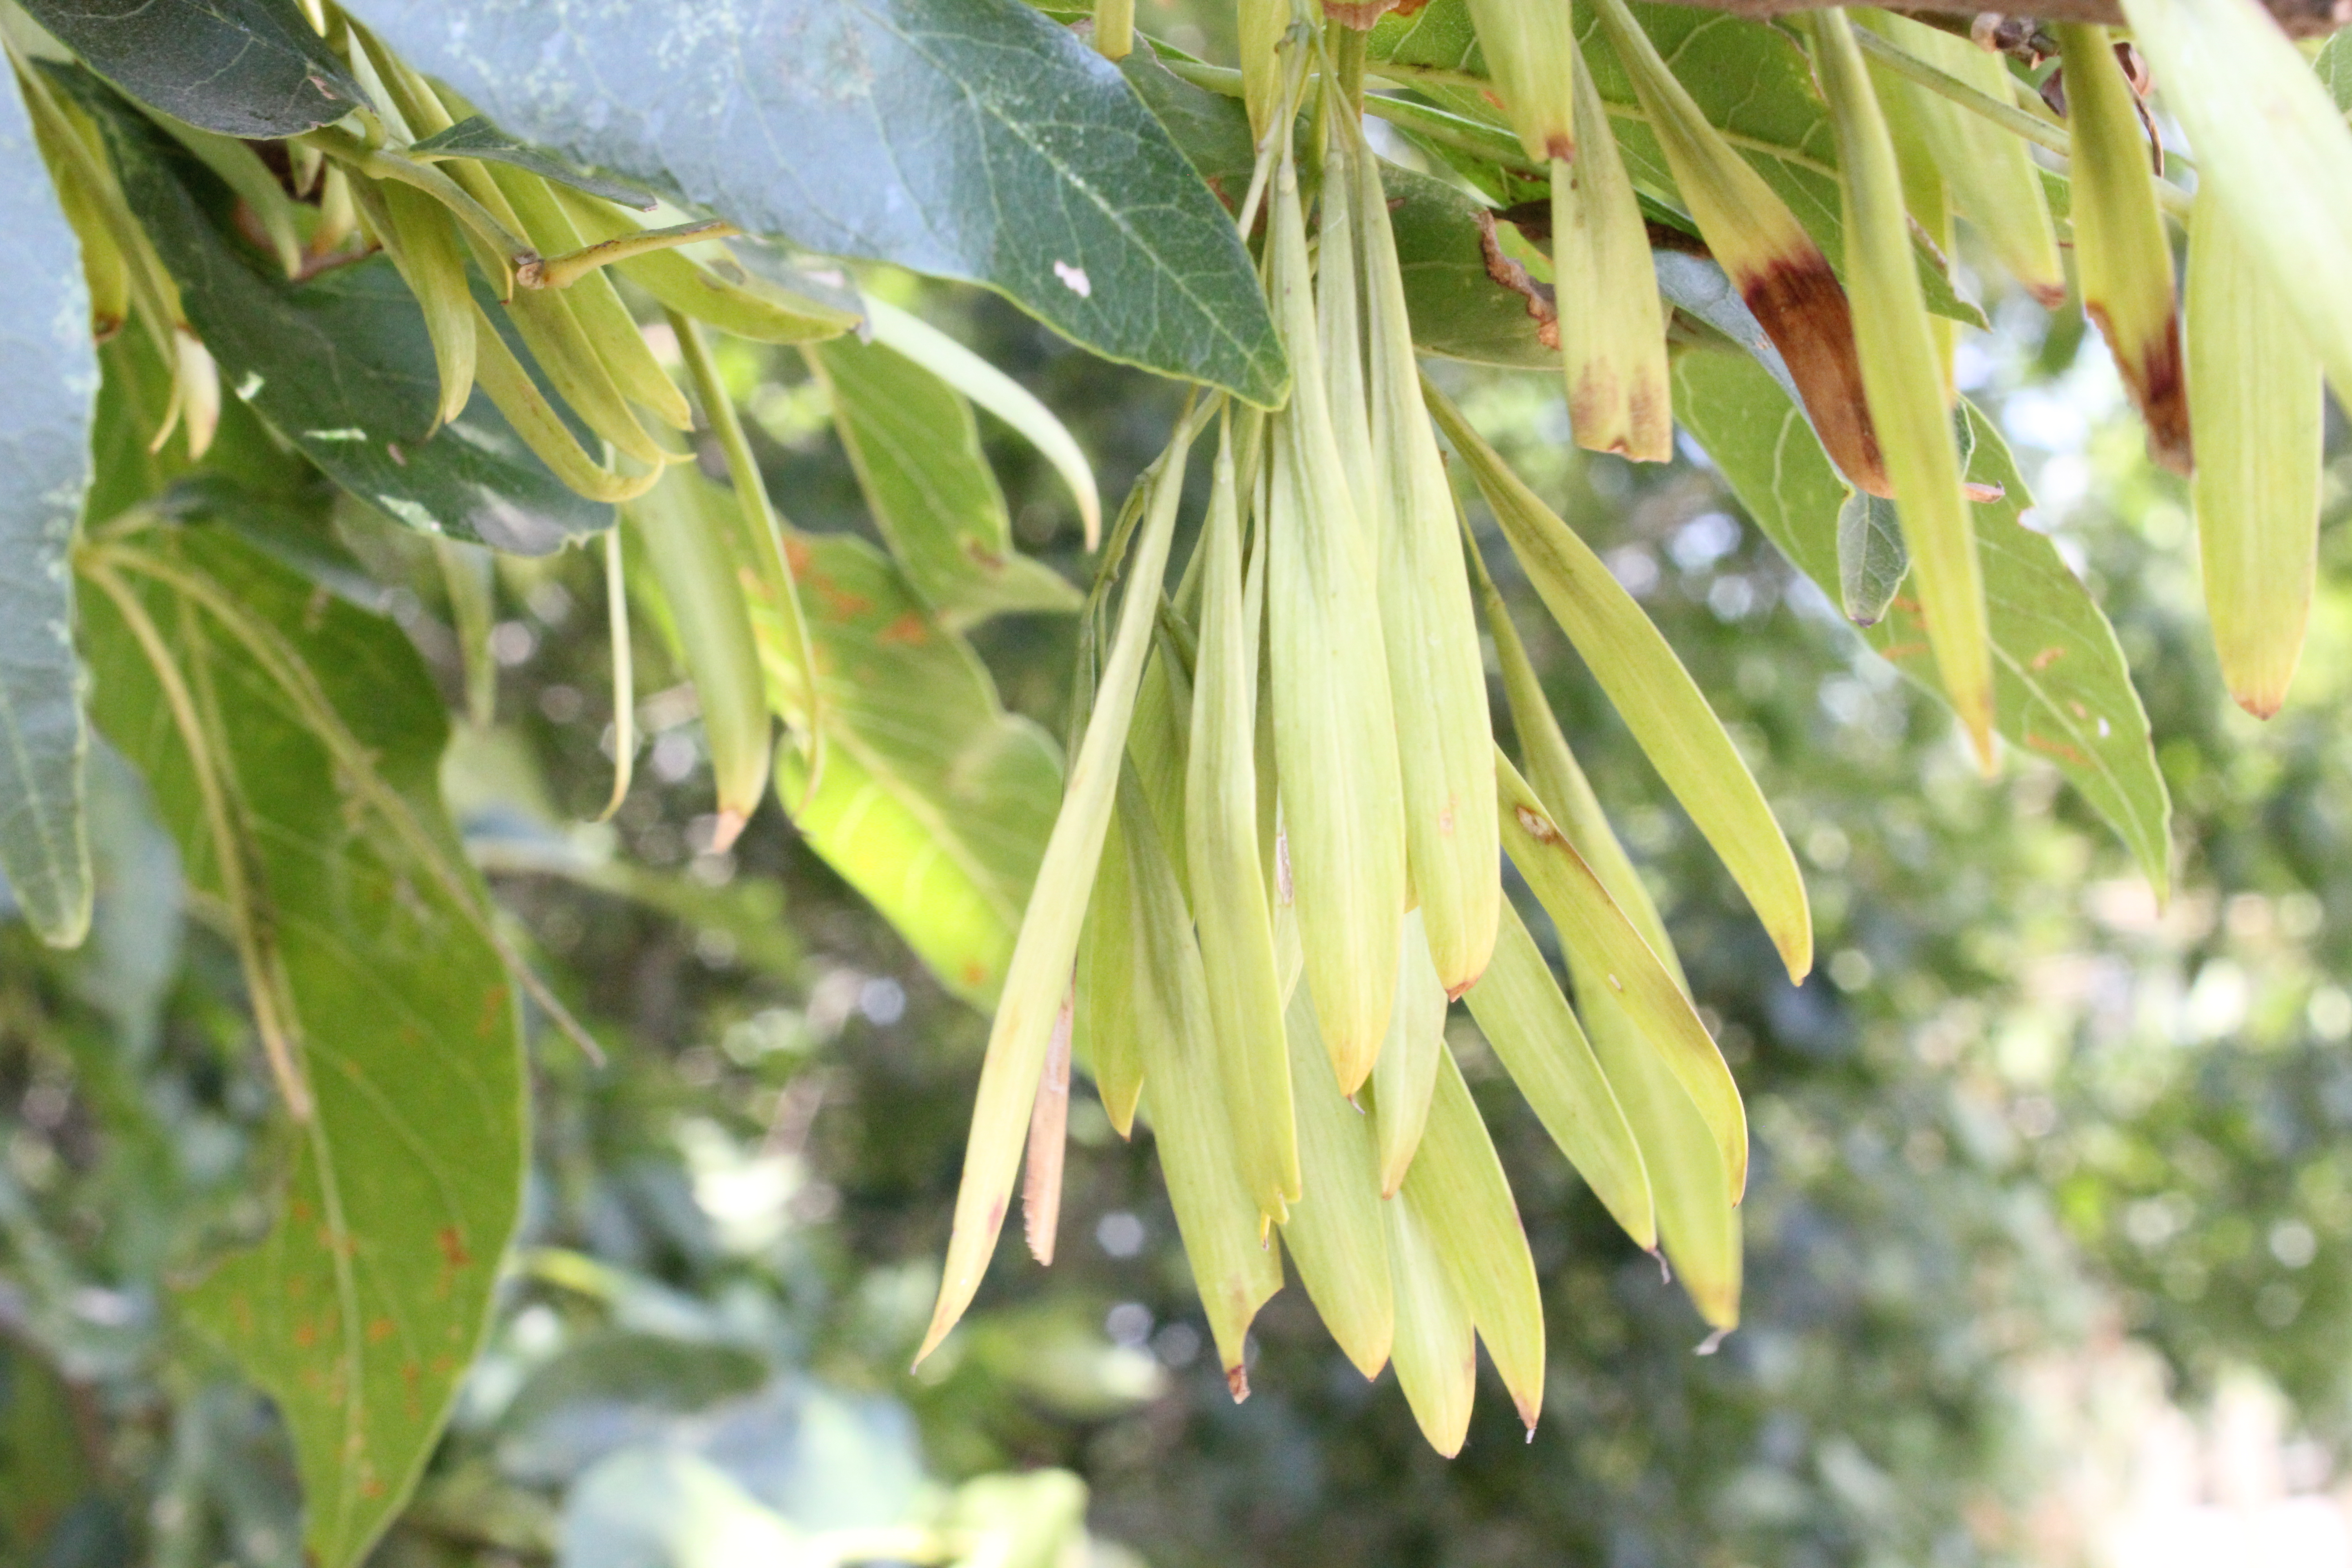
[748,530,1063,1009]
[82,530,524,1568]
[811,335,1081,627]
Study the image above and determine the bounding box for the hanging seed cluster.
[920,5,1813,1455]
[923,0,2352,1454]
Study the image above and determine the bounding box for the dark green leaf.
[0,69,98,948]
[1118,49,1555,370]
[19,0,368,137]
[0,1338,105,1561]
[1675,349,2171,896]
[81,529,526,1568]
[358,0,1287,405]
[810,336,1080,627]
[2321,30,2350,112]
[68,73,612,554]
[407,116,657,211]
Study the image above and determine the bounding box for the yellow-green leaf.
[2186,194,2324,720]
[918,410,1202,1362]
[1277,969,1395,1381]
[1188,424,1298,1220]
[1372,909,1449,1196]
[2056,23,2191,474]
[1354,129,1500,996]
[1121,770,1284,1389]
[1429,380,1810,983]
[2121,0,2352,412]
[1268,136,1407,1091]
[1497,750,1747,1201]
[1808,10,1993,771]
[1401,1044,1546,1433]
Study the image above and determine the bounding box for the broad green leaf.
[19,0,367,137]
[1674,350,2172,898]
[0,68,98,947]
[1463,904,1653,1249]
[81,531,524,1568]
[360,0,1286,405]
[749,531,1064,1008]
[1497,750,1748,1201]
[0,1338,103,1560]
[810,336,1081,627]
[1368,0,1986,328]
[1430,379,1812,984]
[1401,1044,1545,1434]
[407,115,657,210]
[1112,43,1559,371]
[2323,31,2351,113]
[862,296,1101,550]
[69,75,612,554]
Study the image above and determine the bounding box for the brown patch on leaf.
[1476,211,1558,352]
[1323,0,1400,27]
[1513,804,1559,843]
[1226,1363,1251,1402]
[2086,301,2193,474]
[1740,255,1889,497]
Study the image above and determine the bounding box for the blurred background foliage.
[6,78,2352,1568]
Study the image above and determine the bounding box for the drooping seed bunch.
[920,0,2352,1452]
[918,9,1814,1453]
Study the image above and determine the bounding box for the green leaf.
[1675,349,2172,897]
[1836,490,1909,627]
[2322,31,2351,113]
[360,0,1287,405]
[81,530,525,1568]
[810,337,1081,627]
[1369,0,1987,328]
[1431,379,1812,985]
[753,530,1063,1007]
[67,74,613,554]
[18,0,368,137]
[0,1338,104,1560]
[0,69,98,947]
[1118,46,1558,371]
[406,115,657,211]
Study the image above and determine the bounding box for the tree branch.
[1649,0,2348,38]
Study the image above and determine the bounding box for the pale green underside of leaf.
[813,335,1081,628]
[82,534,524,1568]
[360,0,1285,404]
[1674,350,2171,898]
[752,529,1063,1008]
[0,69,97,947]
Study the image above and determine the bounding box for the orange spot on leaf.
[877,611,929,647]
